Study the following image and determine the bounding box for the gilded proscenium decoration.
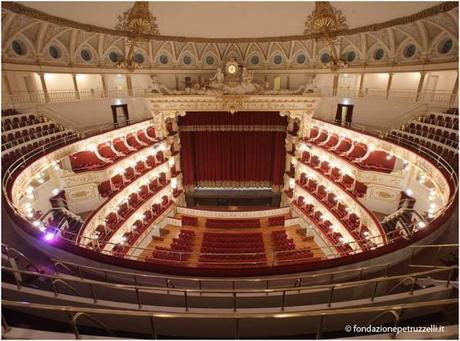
[115,1,159,70]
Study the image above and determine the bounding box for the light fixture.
[304,2,348,70]
[115,2,159,70]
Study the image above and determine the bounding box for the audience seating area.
[44,209,84,241]
[2,109,74,170]
[147,229,195,264]
[294,197,358,256]
[389,108,459,164]
[300,152,367,198]
[182,215,198,226]
[295,173,377,253]
[205,218,261,228]
[271,230,317,265]
[69,128,161,173]
[268,216,285,226]
[305,127,396,173]
[199,232,266,267]
[97,158,168,199]
[83,180,172,250]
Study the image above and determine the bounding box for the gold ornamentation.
[304,2,349,70]
[115,2,159,70]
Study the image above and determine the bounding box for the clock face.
[227,64,237,74]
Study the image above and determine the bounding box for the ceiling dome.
[20,1,441,39]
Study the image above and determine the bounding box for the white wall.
[422,70,458,91]
[132,74,153,90]
[338,74,360,90]
[314,97,422,129]
[76,74,102,90]
[314,74,334,95]
[44,97,151,131]
[44,73,74,91]
[362,73,389,90]
[105,74,128,91]
[391,72,420,90]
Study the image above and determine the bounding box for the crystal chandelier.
[115,2,159,70]
[304,2,348,70]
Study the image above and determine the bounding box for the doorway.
[335,103,354,126]
[110,104,129,128]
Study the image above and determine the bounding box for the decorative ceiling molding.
[2,4,458,70]
[2,1,458,43]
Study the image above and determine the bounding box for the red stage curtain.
[179,112,287,189]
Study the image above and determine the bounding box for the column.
[385,73,393,100]
[2,72,12,95]
[358,73,365,97]
[450,72,458,107]
[415,71,427,102]
[332,73,339,97]
[101,74,108,97]
[72,73,80,100]
[38,72,50,103]
[126,75,133,96]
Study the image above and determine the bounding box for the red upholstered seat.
[98,143,121,161]
[70,151,108,171]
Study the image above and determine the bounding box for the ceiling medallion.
[304,2,349,70]
[115,2,159,71]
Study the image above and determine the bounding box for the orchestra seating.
[148,229,195,264]
[389,108,458,164]
[1,109,74,170]
[199,232,266,267]
[205,218,261,228]
[268,215,285,226]
[182,215,198,226]
[271,230,317,264]
[44,209,83,241]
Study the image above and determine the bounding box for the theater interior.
[1,1,459,339]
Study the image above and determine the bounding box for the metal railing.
[48,244,459,290]
[2,265,456,313]
[2,298,458,339]
[335,87,457,107]
[1,88,151,108]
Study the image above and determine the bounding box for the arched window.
[12,40,27,56]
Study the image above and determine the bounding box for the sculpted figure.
[148,76,174,95]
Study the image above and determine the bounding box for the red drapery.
[179,112,287,190]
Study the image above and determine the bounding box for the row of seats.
[300,152,367,198]
[45,210,83,241]
[389,130,457,163]
[271,230,318,265]
[306,127,396,173]
[69,127,160,172]
[294,197,357,256]
[391,108,458,164]
[97,161,168,199]
[2,131,74,170]
[419,112,458,130]
[205,218,261,228]
[84,180,171,249]
[147,230,195,264]
[182,215,198,226]
[400,124,458,149]
[2,124,66,151]
[1,110,75,170]
[199,232,266,267]
[267,216,285,226]
[296,176,375,251]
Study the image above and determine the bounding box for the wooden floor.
[138,212,326,267]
